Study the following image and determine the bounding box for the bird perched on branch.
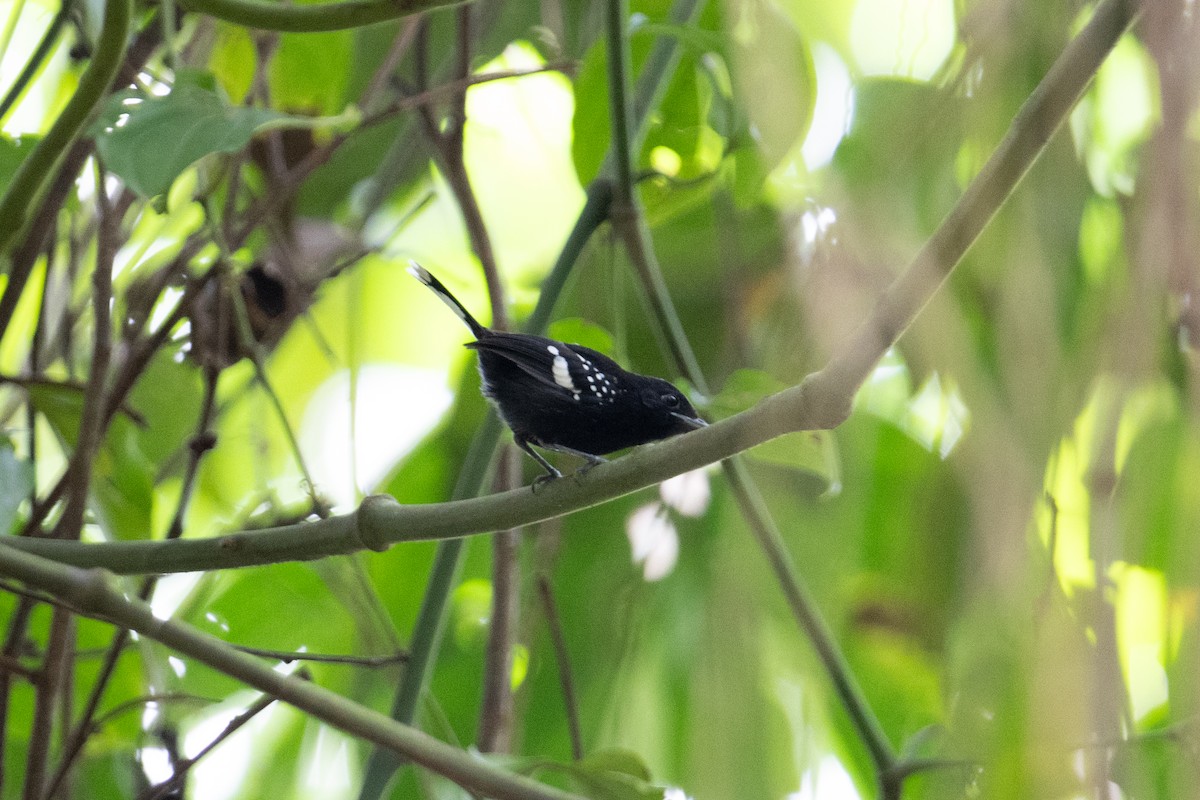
[408,263,706,484]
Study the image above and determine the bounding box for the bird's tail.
[407,261,487,339]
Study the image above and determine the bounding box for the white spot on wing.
[552,355,577,391]
[547,345,560,356]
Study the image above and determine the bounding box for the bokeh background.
[1,0,1197,798]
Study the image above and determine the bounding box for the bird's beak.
[671,412,708,430]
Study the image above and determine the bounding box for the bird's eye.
[662,393,680,409]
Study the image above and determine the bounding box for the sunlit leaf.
[579,749,654,782]
[548,317,616,354]
[26,383,84,448]
[93,73,314,199]
[725,0,815,166]
[91,418,156,541]
[552,749,667,800]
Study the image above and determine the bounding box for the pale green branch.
[177,0,464,33]
[0,545,585,800]
[4,386,802,573]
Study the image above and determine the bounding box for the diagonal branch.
[602,0,896,777]
[0,545,586,800]
[0,0,130,258]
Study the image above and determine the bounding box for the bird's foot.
[531,467,564,493]
[569,454,608,482]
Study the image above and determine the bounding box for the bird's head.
[638,377,707,438]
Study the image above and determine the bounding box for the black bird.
[408,263,707,482]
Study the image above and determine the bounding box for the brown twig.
[231,645,409,666]
[478,449,520,753]
[536,574,583,761]
[361,16,422,113]
[22,606,70,800]
[359,63,576,131]
[0,596,35,794]
[0,652,37,681]
[50,164,116,542]
[135,690,281,800]
[45,357,223,799]
[410,8,520,755]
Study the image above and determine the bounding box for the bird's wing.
[468,334,620,401]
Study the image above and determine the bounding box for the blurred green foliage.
[0,0,1196,799]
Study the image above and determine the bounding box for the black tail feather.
[407,261,488,339]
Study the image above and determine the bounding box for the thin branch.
[0,652,37,680]
[231,645,408,666]
[0,142,88,348]
[90,692,216,730]
[30,163,116,800]
[0,3,68,123]
[45,362,222,799]
[536,574,583,761]
[0,375,145,425]
[53,163,118,541]
[166,367,220,540]
[0,546,587,800]
[0,597,35,794]
[478,450,521,753]
[361,18,421,114]
[0,0,131,257]
[178,0,463,33]
[22,606,70,800]
[136,691,279,800]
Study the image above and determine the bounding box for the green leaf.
[547,318,616,355]
[0,440,33,534]
[27,384,157,540]
[561,751,666,800]
[577,749,654,783]
[707,368,786,418]
[270,31,353,115]
[482,749,665,800]
[26,383,85,448]
[725,0,814,166]
[0,136,39,197]
[570,39,616,186]
[93,76,301,199]
[91,417,156,541]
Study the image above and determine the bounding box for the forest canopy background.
[0,0,1196,799]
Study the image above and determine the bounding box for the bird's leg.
[514,435,563,490]
[538,442,608,479]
